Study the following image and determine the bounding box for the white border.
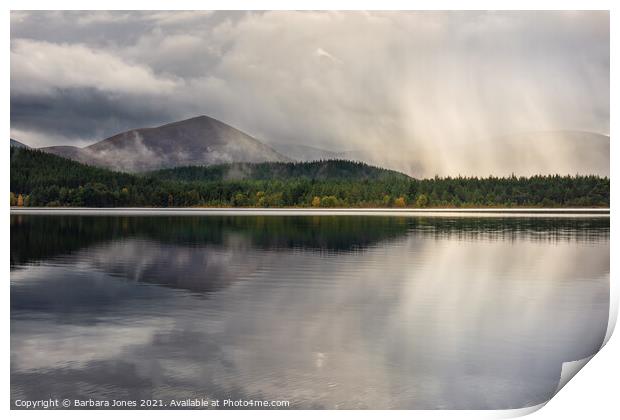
[3,2,617,419]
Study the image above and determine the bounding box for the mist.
[10,11,609,177]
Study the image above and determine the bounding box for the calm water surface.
[10,215,609,409]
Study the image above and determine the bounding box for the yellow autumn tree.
[17,194,24,207]
[311,196,321,207]
[394,196,406,207]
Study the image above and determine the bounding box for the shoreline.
[9,207,610,218]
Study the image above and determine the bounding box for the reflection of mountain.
[11,215,609,298]
[84,239,264,294]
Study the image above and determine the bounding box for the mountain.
[41,116,290,172]
[488,131,610,177]
[268,143,346,162]
[149,160,411,182]
[328,130,610,178]
[10,139,30,149]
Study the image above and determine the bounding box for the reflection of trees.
[11,215,608,268]
[408,217,609,242]
[10,216,412,267]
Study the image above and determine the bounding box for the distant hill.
[149,160,411,182]
[486,130,610,177]
[268,143,346,162]
[336,130,610,178]
[41,115,290,172]
[10,139,30,149]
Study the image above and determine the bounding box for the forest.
[10,147,610,208]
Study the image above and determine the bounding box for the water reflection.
[10,215,413,267]
[10,215,609,409]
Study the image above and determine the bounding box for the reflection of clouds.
[11,318,174,371]
[387,239,609,407]
[11,232,609,409]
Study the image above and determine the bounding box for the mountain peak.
[42,115,291,172]
[166,114,210,123]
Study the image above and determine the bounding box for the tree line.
[10,147,609,208]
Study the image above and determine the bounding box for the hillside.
[10,146,137,194]
[268,143,347,162]
[149,160,411,182]
[41,115,290,172]
[10,139,30,149]
[10,146,609,208]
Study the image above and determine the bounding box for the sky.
[10,11,610,176]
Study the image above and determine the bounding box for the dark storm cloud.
[10,11,609,175]
[11,88,183,142]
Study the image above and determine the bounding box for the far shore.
[9,207,610,218]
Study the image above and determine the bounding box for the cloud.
[11,87,181,144]
[11,39,180,96]
[10,11,609,176]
